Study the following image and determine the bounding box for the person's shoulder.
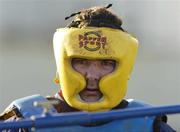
[0,105,22,121]
[0,94,77,121]
[0,94,48,121]
[124,99,176,132]
[154,116,176,132]
[0,104,29,132]
[157,122,176,132]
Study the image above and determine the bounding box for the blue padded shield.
[11,95,155,132]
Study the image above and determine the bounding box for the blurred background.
[0,0,179,130]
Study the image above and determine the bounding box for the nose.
[85,63,102,81]
[85,63,101,89]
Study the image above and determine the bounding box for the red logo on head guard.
[79,31,107,51]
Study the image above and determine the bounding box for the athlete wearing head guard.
[53,25,138,112]
[0,4,175,132]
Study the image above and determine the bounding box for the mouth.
[77,94,104,103]
[85,88,100,95]
[77,88,104,103]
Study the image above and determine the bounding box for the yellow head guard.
[53,27,138,112]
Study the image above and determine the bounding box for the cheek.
[101,66,115,76]
[73,65,86,75]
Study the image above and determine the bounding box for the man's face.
[71,58,116,103]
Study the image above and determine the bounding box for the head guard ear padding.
[53,27,138,112]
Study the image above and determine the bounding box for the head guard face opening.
[53,27,138,112]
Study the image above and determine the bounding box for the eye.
[101,60,116,67]
[76,59,87,65]
[71,58,88,75]
[72,58,88,66]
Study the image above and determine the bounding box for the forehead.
[67,34,126,61]
[55,28,132,60]
[53,28,138,64]
[72,58,115,62]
